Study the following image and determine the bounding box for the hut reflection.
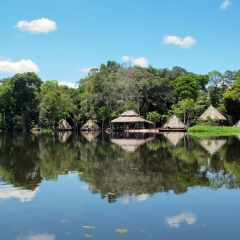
[161,132,186,146]
[81,131,100,142]
[58,131,72,143]
[200,139,227,155]
[111,132,154,152]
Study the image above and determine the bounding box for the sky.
[0,0,239,88]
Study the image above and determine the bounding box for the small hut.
[199,105,227,126]
[111,110,154,131]
[58,119,72,130]
[80,120,100,131]
[233,120,240,128]
[161,115,187,131]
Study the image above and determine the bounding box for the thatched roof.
[58,119,72,130]
[111,110,154,124]
[111,137,154,152]
[81,131,100,142]
[162,132,186,146]
[162,115,187,129]
[121,110,139,117]
[80,120,100,131]
[199,105,227,121]
[200,139,227,155]
[233,120,240,128]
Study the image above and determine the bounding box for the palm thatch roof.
[81,131,100,142]
[200,139,227,155]
[162,132,186,146]
[111,110,153,124]
[199,105,227,121]
[80,120,100,131]
[111,137,154,152]
[121,110,139,117]
[162,115,187,129]
[233,120,240,128]
[57,119,72,130]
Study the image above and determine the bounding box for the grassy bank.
[188,125,240,138]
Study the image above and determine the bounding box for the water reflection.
[0,133,240,203]
[0,185,38,202]
[57,131,72,143]
[165,212,197,228]
[200,139,227,155]
[161,132,186,146]
[111,132,154,152]
[80,131,100,142]
[17,232,55,240]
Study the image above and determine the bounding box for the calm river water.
[0,131,240,240]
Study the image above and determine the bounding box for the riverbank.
[188,125,240,137]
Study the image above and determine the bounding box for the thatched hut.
[80,120,100,131]
[161,115,187,131]
[199,105,227,126]
[111,110,154,131]
[58,119,72,130]
[233,120,240,128]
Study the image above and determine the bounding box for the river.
[0,132,240,239]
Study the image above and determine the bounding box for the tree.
[180,99,195,127]
[99,106,111,129]
[170,74,208,101]
[0,72,42,131]
[223,74,240,123]
[146,111,161,128]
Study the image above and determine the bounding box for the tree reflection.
[0,133,239,201]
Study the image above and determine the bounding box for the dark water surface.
[0,132,240,240]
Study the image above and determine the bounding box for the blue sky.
[0,0,239,87]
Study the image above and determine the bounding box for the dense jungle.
[0,61,240,131]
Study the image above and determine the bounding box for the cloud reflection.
[17,233,55,240]
[0,185,38,202]
[165,212,197,228]
[122,194,149,204]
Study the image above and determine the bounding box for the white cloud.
[121,56,148,67]
[81,67,96,73]
[165,212,197,228]
[221,0,231,10]
[15,18,57,34]
[163,35,196,48]
[0,186,38,202]
[58,81,75,88]
[0,59,39,74]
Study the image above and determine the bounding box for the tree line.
[0,61,239,131]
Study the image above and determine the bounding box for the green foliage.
[170,74,209,101]
[188,125,240,137]
[223,74,240,123]
[146,111,161,127]
[0,62,239,131]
